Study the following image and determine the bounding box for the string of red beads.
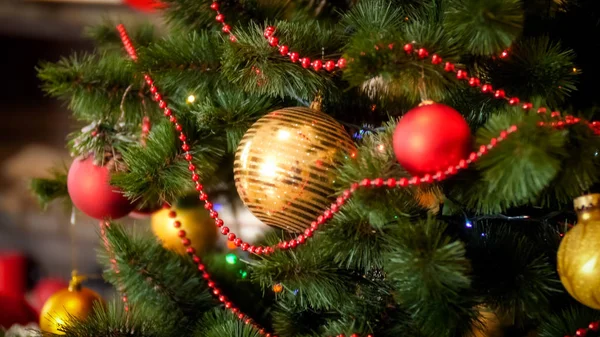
[141,116,151,146]
[209,2,238,43]
[164,208,276,336]
[262,26,347,72]
[566,321,600,337]
[99,221,130,313]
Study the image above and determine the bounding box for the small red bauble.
[28,278,69,316]
[67,157,135,220]
[392,102,471,175]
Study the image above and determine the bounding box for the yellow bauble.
[557,194,600,309]
[234,106,356,232]
[39,272,104,335]
[151,205,217,255]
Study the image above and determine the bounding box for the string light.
[239,270,248,279]
[226,253,238,265]
[187,95,196,103]
[465,220,473,228]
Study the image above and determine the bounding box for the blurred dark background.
[0,0,160,298]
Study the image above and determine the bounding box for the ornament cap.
[68,270,86,292]
[574,194,600,211]
[418,100,435,107]
[309,94,323,111]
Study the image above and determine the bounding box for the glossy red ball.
[67,157,135,220]
[393,103,471,175]
[28,278,69,316]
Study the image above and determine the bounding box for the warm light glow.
[581,257,597,274]
[187,95,196,103]
[573,67,578,73]
[278,129,291,140]
[260,156,279,178]
[227,241,237,249]
[377,144,385,152]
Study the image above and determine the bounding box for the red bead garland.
[99,221,130,313]
[260,26,346,73]
[565,321,600,337]
[209,2,238,42]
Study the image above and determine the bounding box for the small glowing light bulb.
[187,95,196,103]
[573,67,578,73]
[377,144,385,152]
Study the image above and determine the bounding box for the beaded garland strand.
[99,221,130,314]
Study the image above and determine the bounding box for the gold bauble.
[557,194,600,309]
[151,205,217,255]
[39,272,104,335]
[233,106,356,232]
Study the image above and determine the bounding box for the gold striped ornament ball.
[557,194,600,309]
[234,107,356,232]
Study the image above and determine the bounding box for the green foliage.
[449,110,567,213]
[111,120,224,206]
[384,218,479,337]
[30,166,69,209]
[135,31,223,101]
[38,52,155,124]
[482,37,578,106]
[86,22,157,51]
[58,301,181,337]
[444,0,523,55]
[250,234,355,311]
[189,88,279,153]
[537,305,600,337]
[221,21,341,100]
[101,222,214,322]
[466,223,562,322]
[195,309,262,337]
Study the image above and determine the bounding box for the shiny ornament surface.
[233,106,356,232]
[151,205,217,255]
[392,102,471,175]
[39,274,104,335]
[558,194,600,309]
[67,157,134,220]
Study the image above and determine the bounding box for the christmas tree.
[30,0,600,336]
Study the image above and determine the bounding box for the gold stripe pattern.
[233,107,356,233]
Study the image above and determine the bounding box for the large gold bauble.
[151,205,217,255]
[233,106,356,232]
[39,273,104,335]
[557,194,600,309]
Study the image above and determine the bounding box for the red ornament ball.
[28,278,69,316]
[67,157,134,220]
[392,103,471,175]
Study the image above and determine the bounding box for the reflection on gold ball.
[151,206,217,255]
[234,107,356,232]
[558,194,600,309]
[39,279,104,335]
